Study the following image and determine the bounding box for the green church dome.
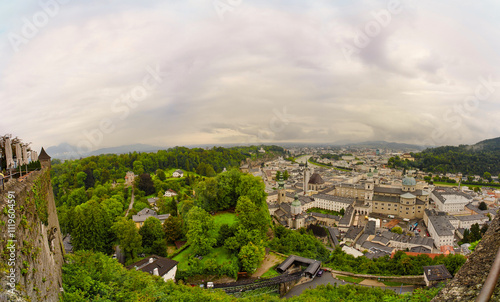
[402,176,416,186]
[291,194,301,207]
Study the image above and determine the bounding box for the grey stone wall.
[0,170,65,301]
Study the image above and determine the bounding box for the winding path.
[124,188,135,217]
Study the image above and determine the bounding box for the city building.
[431,187,472,213]
[172,169,184,178]
[127,255,178,282]
[423,265,452,287]
[132,208,170,228]
[427,215,455,248]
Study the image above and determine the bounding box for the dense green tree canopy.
[111,217,142,262]
[388,139,500,175]
[62,251,441,302]
[71,200,113,254]
[186,206,216,255]
[163,215,184,243]
[239,242,265,273]
[139,217,165,254]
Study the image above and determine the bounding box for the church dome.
[308,173,325,185]
[291,194,301,207]
[402,176,417,186]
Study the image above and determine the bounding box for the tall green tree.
[163,215,184,243]
[136,173,155,195]
[196,177,219,211]
[239,242,265,273]
[71,200,113,254]
[111,217,142,262]
[235,196,268,236]
[76,171,87,188]
[133,160,144,175]
[139,217,165,254]
[101,196,124,221]
[156,169,166,181]
[186,207,216,255]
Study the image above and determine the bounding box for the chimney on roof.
[153,268,159,276]
[149,258,154,264]
[428,269,431,275]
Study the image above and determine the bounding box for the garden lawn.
[173,246,236,271]
[433,181,498,189]
[213,212,238,227]
[337,276,364,284]
[306,207,343,217]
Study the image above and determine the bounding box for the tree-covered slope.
[388,137,500,175]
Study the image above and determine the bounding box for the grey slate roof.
[374,186,424,196]
[127,255,178,277]
[372,235,390,246]
[410,246,432,253]
[361,241,394,254]
[277,255,321,276]
[423,265,452,281]
[327,227,340,247]
[428,215,455,237]
[365,251,390,260]
[344,225,363,241]
[455,214,487,221]
[364,220,376,235]
[356,233,370,246]
[132,208,170,223]
[432,187,472,204]
[312,193,355,205]
[339,205,354,226]
[372,194,400,203]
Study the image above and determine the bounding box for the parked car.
[317,269,324,277]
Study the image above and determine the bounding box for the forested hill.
[388,137,500,175]
[51,145,285,190]
[469,136,500,151]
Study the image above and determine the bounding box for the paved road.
[124,188,135,217]
[284,272,415,298]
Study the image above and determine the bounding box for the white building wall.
[458,217,488,229]
[162,266,177,282]
[427,219,454,248]
[433,194,470,213]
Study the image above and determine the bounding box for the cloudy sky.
[1,0,500,153]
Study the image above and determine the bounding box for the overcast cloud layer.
[1,0,500,152]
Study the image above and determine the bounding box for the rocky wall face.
[431,212,500,301]
[0,170,65,301]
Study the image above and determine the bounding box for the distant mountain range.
[341,141,427,151]
[46,137,500,161]
[46,139,431,159]
[46,143,164,159]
